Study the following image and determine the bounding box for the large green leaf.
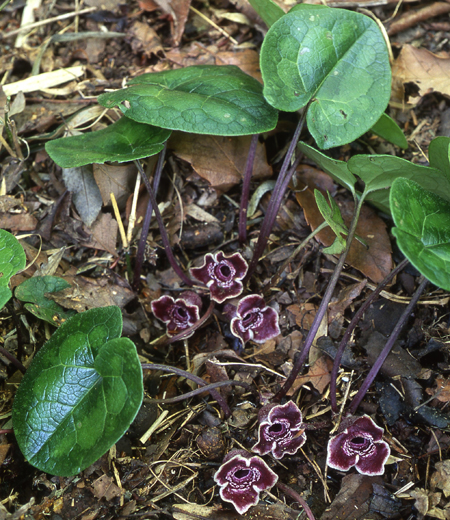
[15,276,76,326]
[98,65,278,136]
[45,117,171,168]
[246,0,284,27]
[428,136,450,181]
[390,178,450,291]
[370,113,408,150]
[261,5,391,149]
[12,306,143,476]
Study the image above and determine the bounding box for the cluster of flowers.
[150,251,391,515]
[151,251,280,346]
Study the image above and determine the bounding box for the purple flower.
[151,291,201,338]
[230,294,280,346]
[190,251,248,304]
[252,401,306,459]
[327,415,390,476]
[214,449,278,514]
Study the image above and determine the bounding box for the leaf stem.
[347,276,428,415]
[133,144,167,291]
[330,257,409,413]
[273,194,365,402]
[276,482,317,520]
[245,111,306,283]
[141,361,231,418]
[239,134,259,246]
[134,159,194,287]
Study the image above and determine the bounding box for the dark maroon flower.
[252,401,306,459]
[230,294,280,346]
[151,291,201,338]
[190,251,248,304]
[327,415,390,476]
[214,449,278,514]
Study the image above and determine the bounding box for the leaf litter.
[1,0,450,519]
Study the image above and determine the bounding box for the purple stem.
[273,195,364,402]
[239,134,259,246]
[147,379,250,404]
[330,257,409,414]
[0,346,26,373]
[133,144,167,291]
[141,362,231,418]
[134,159,194,287]
[348,276,428,415]
[276,482,317,520]
[245,113,306,283]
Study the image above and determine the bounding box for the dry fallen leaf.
[170,133,272,193]
[81,212,118,255]
[392,44,450,102]
[295,181,392,283]
[284,355,333,396]
[93,162,137,209]
[430,460,450,498]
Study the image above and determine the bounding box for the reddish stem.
[276,482,317,520]
[239,134,259,246]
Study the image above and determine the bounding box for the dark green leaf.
[261,6,391,148]
[12,306,143,476]
[371,113,408,150]
[246,0,284,27]
[45,117,171,168]
[0,286,12,309]
[428,136,450,180]
[98,66,278,136]
[0,229,26,287]
[390,178,450,291]
[15,276,76,326]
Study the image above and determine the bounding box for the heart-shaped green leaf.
[45,117,171,168]
[12,306,143,476]
[98,65,278,136]
[246,0,284,27]
[15,276,76,326]
[390,178,450,291]
[371,113,408,150]
[428,136,450,180]
[261,5,391,148]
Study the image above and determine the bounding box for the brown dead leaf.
[0,212,37,231]
[431,460,450,498]
[93,162,137,209]
[149,0,191,46]
[392,44,450,102]
[295,182,392,283]
[128,21,164,59]
[408,488,443,518]
[285,355,333,396]
[329,279,367,323]
[93,475,122,501]
[47,274,134,312]
[80,213,118,255]
[170,133,272,193]
[320,474,384,520]
[427,376,450,402]
[173,502,299,519]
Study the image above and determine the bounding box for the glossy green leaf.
[390,178,450,291]
[370,113,408,150]
[261,5,391,148]
[15,276,76,326]
[0,229,26,286]
[98,65,278,136]
[428,136,450,180]
[297,141,356,195]
[12,306,143,476]
[246,0,284,27]
[0,286,12,310]
[45,117,171,168]
[315,190,346,254]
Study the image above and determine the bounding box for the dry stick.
[276,482,317,520]
[273,195,364,402]
[387,2,450,35]
[134,159,194,287]
[239,134,259,246]
[141,362,231,418]
[132,146,167,290]
[147,379,251,404]
[0,346,26,373]
[347,276,428,415]
[329,257,409,414]
[244,112,307,283]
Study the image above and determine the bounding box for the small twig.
[276,482,317,520]
[348,276,428,415]
[141,361,231,418]
[189,6,238,45]
[1,6,97,39]
[387,2,450,35]
[110,192,128,249]
[127,172,141,246]
[0,346,26,373]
